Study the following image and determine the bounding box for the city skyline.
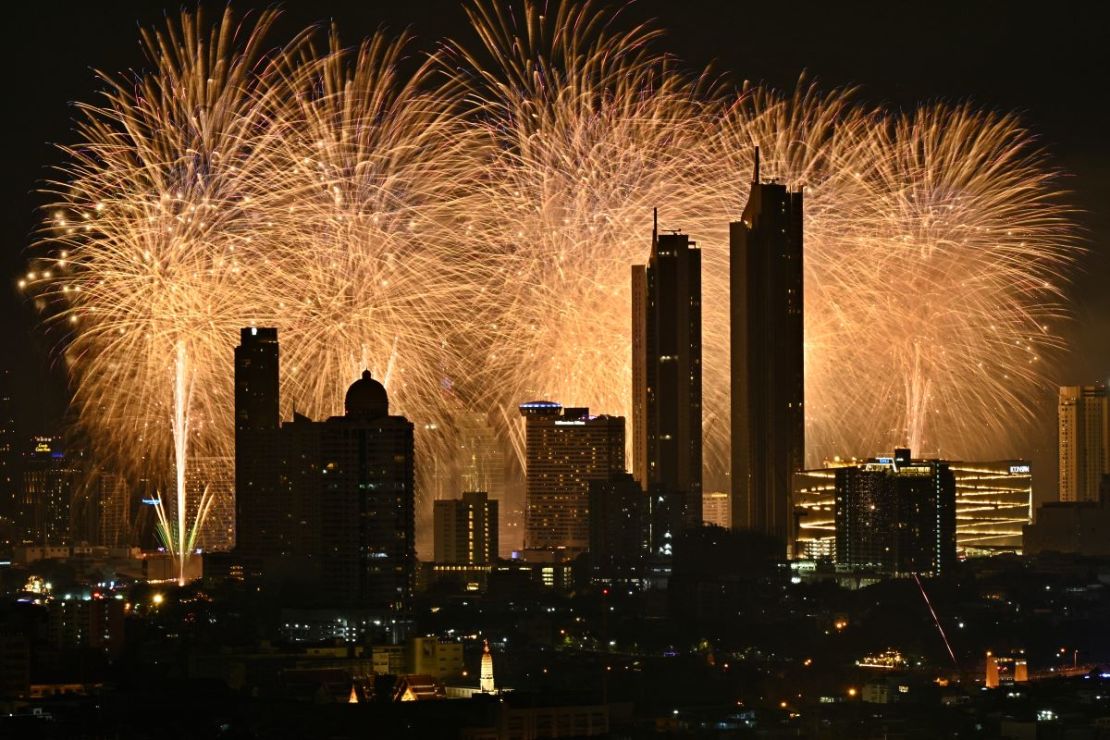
[0,3,1107,735]
[0,2,1105,514]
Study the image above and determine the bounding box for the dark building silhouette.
[434,491,499,565]
[230,329,415,620]
[632,210,703,545]
[519,402,625,557]
[0,369,16,544]
[234,327,282,568]
[730,148,804,546]
[588,473,645,583]
[834,449,956,577]
[317,372,415,610]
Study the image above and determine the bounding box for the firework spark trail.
[25,2,1079,554]
[915,573,960,669]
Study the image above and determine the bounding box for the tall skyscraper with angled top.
[632,210,703,537]
[1058,384,1109,503]
[730,148,804,546]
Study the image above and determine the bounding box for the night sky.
[3,1,1107,503]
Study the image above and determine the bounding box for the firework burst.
[26,2,1078,557]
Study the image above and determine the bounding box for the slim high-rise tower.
[730,148,804,544]
[1058,384,1109,502]
[632,210,703,531]
[234,327,281,565]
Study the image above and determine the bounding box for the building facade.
[234,327,282,567]
[318,372,415,612]
[950,461,1031,555]
[588,473,645,582]
[0,368,16,545]
[794,458,1030,559]
[519,402,624,556]
[1058,385,1109,503]
[433,491,498,565]
[21,437,82,546]
[730,148,805,545]
[834,449,956,577]
[186,456,235,552]
[701,491,731,529]
[631,210,702,531]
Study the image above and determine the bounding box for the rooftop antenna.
[652,207,658,247]
[753,145,760,184]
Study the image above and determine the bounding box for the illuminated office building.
[731,148,805,543]
[791,457,860,559]
[794,457,1030,558]
[519,402,624,557]
[21,437,82,546]
[1058,384,1109,503]
[949,461,1031,555]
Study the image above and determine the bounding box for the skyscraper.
[632,210,703,530]
[834,449,956,577]
[21,437,82,546]
[519,402,625,557]
[318,371,415,611]
[0,368,16,543]
[434,491,499,564]
[1058,385,1109,503]
[588,473,645,582]
[730,148,805,546]
[234,327,281,566]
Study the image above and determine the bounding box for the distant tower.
[730,147,804,545]
[985,652,999,689]
[234,327,281,565]
[434,491,499,564]
[1058,385,1109,502]
[480,640,495,693]
[0,368,17,532]
[632,209,703,530]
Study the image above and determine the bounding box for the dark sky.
[3,1,1107,502]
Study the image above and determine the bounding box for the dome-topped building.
[345,370,389,418]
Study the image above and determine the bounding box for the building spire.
[480,639,495,693]
[753,146,760,184]
[652,207,658,248]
